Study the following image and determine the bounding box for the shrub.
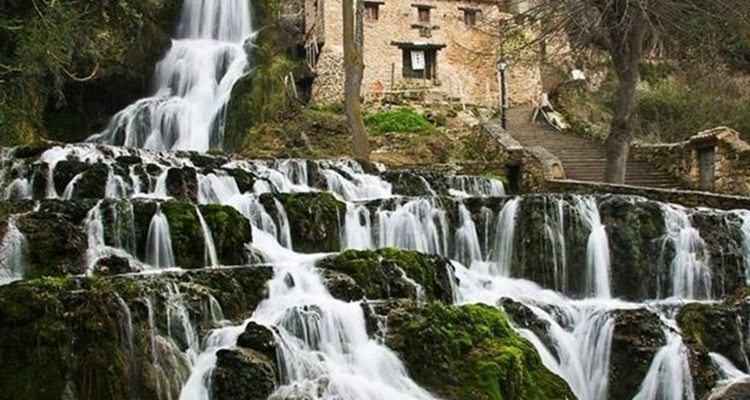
[364,108,435,134]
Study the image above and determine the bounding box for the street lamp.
[497,58,508,130]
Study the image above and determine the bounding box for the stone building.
[303,0,541,106]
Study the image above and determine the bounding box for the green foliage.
[0,0,181,145]
[364,108,435,134]
[223,0,305,151]
[639,61,678,86]
[636,82,750,142]
[391,303,575,400]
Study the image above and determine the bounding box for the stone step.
[503,107,682,189]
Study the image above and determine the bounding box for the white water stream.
[0,0,748,396]
[86,0,253,151]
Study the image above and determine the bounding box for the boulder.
[237,321,278,362]
[316,248,455,303]
[609,308,667,399]
[709,378,750,400]
[385,302,576,400]
[211,348,277,400]
[165,167,198,202]
[260,192,346,254]
[598,196,665,301]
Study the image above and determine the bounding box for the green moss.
[388,303,575,400]
[0,277,131,400]
[198,204,253,265]
[161,202,204,269]
[223,0,306,151]
[260,192,346,254]
[317,248,452,302]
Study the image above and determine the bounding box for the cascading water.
[6,142,750,399]
[0,217,28,284]
[486,197,520,276]
[86,0,253,151]
[660,204,712,299]
[146,206,177,269]
[576,197,612,299]
[735,210,750,284]
[195,206,219,267]
[633,316,696,400]
[180,230,439,400]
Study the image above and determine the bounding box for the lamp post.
[497,58,508,130]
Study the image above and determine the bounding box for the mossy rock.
[0,278,132,400]
[316,248,455,303]
[609,308,667,400]
[198,204,253,266]
[598,196,665,301]
[691,211,746,298]
[73,163,112,199]
[385,302,575,400]
[17,210,86,278]
[511,195,588,297]
[260,192,346,254]
[52,159,89,194]
[161,201,205,269]
[166,167,198,202]
[677,302,744,390]
[211,348,277,400]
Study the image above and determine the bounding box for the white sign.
[411,50,425,70]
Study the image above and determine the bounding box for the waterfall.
[115,294,140,397]
[454,204,482,267]
[273,198,293,249]
[449,175,505,198]
[633,322,696,400]
[105,168,127,198]
[575,197,612,299]
[86,0,253,151]
[62,173,83,200]
[736,210,750,284]
[377,198,449,256]
[84,202,107,272]
[487,197,520,277]
[179,230,439,400]
[660,204,712,299]
[198,173,243,204]
[3,178,31,200]
[342,203,373,250]
[543,198,568,293]
[0,218,28,284]
[146,206,177,269]
[195,206,219,267]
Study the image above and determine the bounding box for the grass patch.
[364,108,435,134]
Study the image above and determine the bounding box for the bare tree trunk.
[343,0,370,161]
[602,2,646,184]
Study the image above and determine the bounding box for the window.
[463,9,477,26]
[418,7,430,23]
[364,2,380,21]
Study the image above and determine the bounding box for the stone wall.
[480,121,566,193]
[633,127,750,196]
[312,0,541,106]
[546,180,750,211]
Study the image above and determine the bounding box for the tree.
[511,0,748,183]
[343,0,371,161]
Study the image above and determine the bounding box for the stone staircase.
[506,107,682,189]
